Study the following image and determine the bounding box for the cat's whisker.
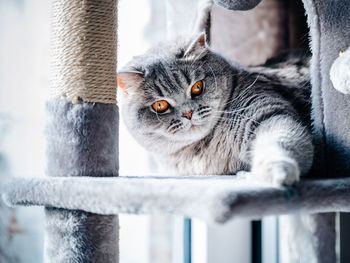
[198,112,212,119]
[236,74,260,94]
[197,107,212,115]
[168,121,181,130]
[213,106,258,119]
[213,113,262,125]
[198,110,213,118]
[190,48,207,67]
[188,61,206,77]
[198,107,211,111]
[167,120,184,134]
[229,74,260,103]
[167,124,177,132]
[199,112,211,119]
[207,64,218,93]
[155,111,165,124]
[221,75,260,108]
[170,125,183,134]
[214,104,257,114]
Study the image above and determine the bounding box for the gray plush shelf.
[2,175,350,224]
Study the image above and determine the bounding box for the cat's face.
[118,33,233,153]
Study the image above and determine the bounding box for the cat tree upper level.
[3,175,350,224]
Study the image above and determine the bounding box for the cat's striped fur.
[118,33,313,185]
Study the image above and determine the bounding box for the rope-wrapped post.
[45,1,119,262]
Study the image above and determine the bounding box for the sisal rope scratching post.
[45,0,119,262]
[50,0,117,104]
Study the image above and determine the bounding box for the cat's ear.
[117,71,144,95]
[184,32,208,58]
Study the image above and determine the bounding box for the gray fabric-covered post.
[299,1,350,262]
[44,1,119,262]
[212,0,349,261]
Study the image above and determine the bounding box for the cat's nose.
[182,111,193,120]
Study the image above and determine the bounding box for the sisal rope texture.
[50,0,117,104]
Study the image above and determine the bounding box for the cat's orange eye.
[152,100,169,113]
[191,80,203,96]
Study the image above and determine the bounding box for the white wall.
[0,1,50,262]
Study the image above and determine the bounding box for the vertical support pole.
[184,218,192,263]
[45,1,119,262]
[300,0,350,262]
[252,221,262,263]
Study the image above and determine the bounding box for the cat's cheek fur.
[169,124,206,143]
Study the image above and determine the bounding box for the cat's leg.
[250,116,313,186]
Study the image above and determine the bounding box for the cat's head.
[118,33,236,153]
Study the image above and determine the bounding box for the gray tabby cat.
[118,33,313,185]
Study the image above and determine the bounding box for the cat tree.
[1,0,350,262]
[42,1,119,262]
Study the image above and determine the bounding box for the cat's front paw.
[251,157,300,186]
